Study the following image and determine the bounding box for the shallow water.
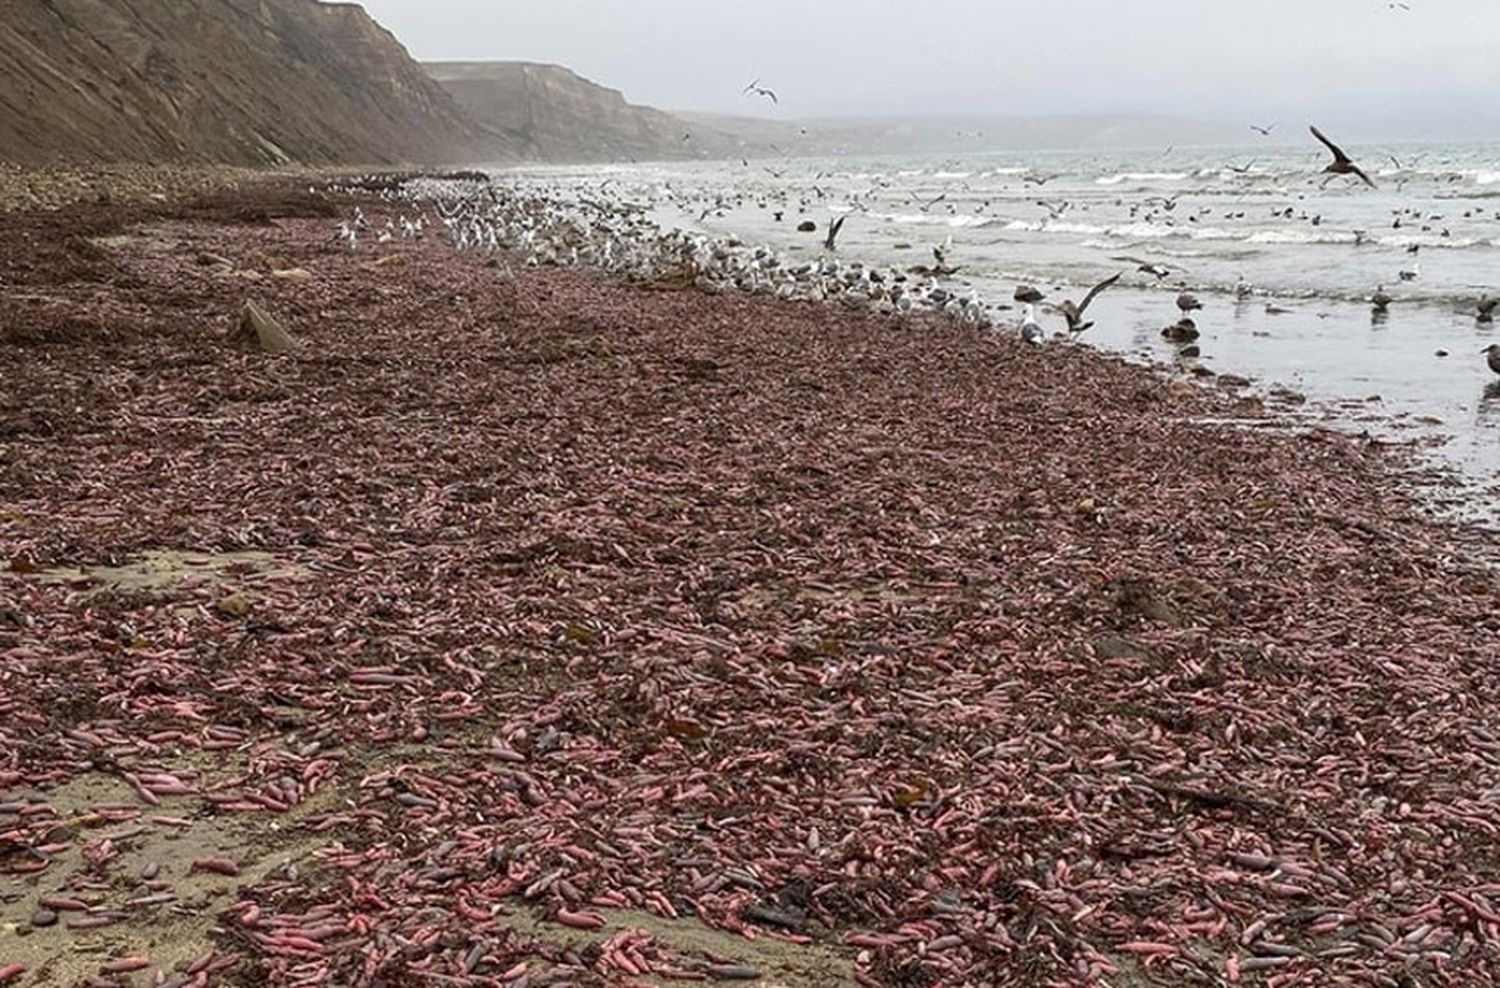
[494,142,1500,519]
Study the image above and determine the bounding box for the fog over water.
[362,0,1500,139]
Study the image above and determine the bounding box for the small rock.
[195,252,233,268]
[1269,387,1306,405]
[1435,349,1449,357]
[230,300,298,353]
[796,220,816,233]
[31,909,58,928]
[1217,374,1252,388]
[216,593,252,617]
[270,267,312,282]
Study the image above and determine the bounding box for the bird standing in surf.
[1162,318,1200,343]
[1477,294,1496,324]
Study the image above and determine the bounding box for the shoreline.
[3,175,1500,986]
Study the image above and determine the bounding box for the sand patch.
[18,548,304,597]
[504,906,856,987]
[0,773,322,987]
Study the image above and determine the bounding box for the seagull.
[1479,294,1497,323]
[1111,255,1174,280]
[743,79,778,104]
[824,214,847,251]
[1250,122,1277,137]
[1176,292,1203,314]
[1056,272,1121,334]
[1014,284,1046,304]
[1371,285,1392,312]
[1235,274,1253,300]
[1310,125,1376,188]
[1484,344,1500,375]
[1161,318,1200,343]
[1019,304,1045,345]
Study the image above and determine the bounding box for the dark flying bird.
[743,79,778,103]
[1310,125,1376,188]
[1110,255,1175,280]
[824,214,847,251]
[1057,272,1122,334]
[1250,122,1277,136]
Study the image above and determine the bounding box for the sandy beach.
[3,177,1500,987]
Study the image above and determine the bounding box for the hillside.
[426,61,742,163]
[0,0,477,167]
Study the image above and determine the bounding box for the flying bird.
[1110,255,1175,280]
[1310,125,1376,188]
[1056,272,1122,334]
[824,214,847,251]
[1250,122,1277,136]
[743,79,778,103]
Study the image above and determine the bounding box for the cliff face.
[426,61,740,163]
[0,0,477,166]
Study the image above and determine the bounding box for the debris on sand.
[230,298,297,353]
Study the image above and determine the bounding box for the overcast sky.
[359,0,1500,138]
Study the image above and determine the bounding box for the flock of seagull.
[326,119,1500,379]
[336,176,1000,326]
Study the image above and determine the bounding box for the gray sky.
[360,0,1500,138]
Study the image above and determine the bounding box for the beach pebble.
[796,220,816,233]
[31,908,59,927]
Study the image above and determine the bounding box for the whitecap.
[1095,172,1190,186]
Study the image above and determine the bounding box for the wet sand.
[3,179,1500,986]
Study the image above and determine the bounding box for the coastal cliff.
[0,0,478,166]
[425,61,742,163]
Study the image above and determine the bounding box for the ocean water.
[494,141,1500,518]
